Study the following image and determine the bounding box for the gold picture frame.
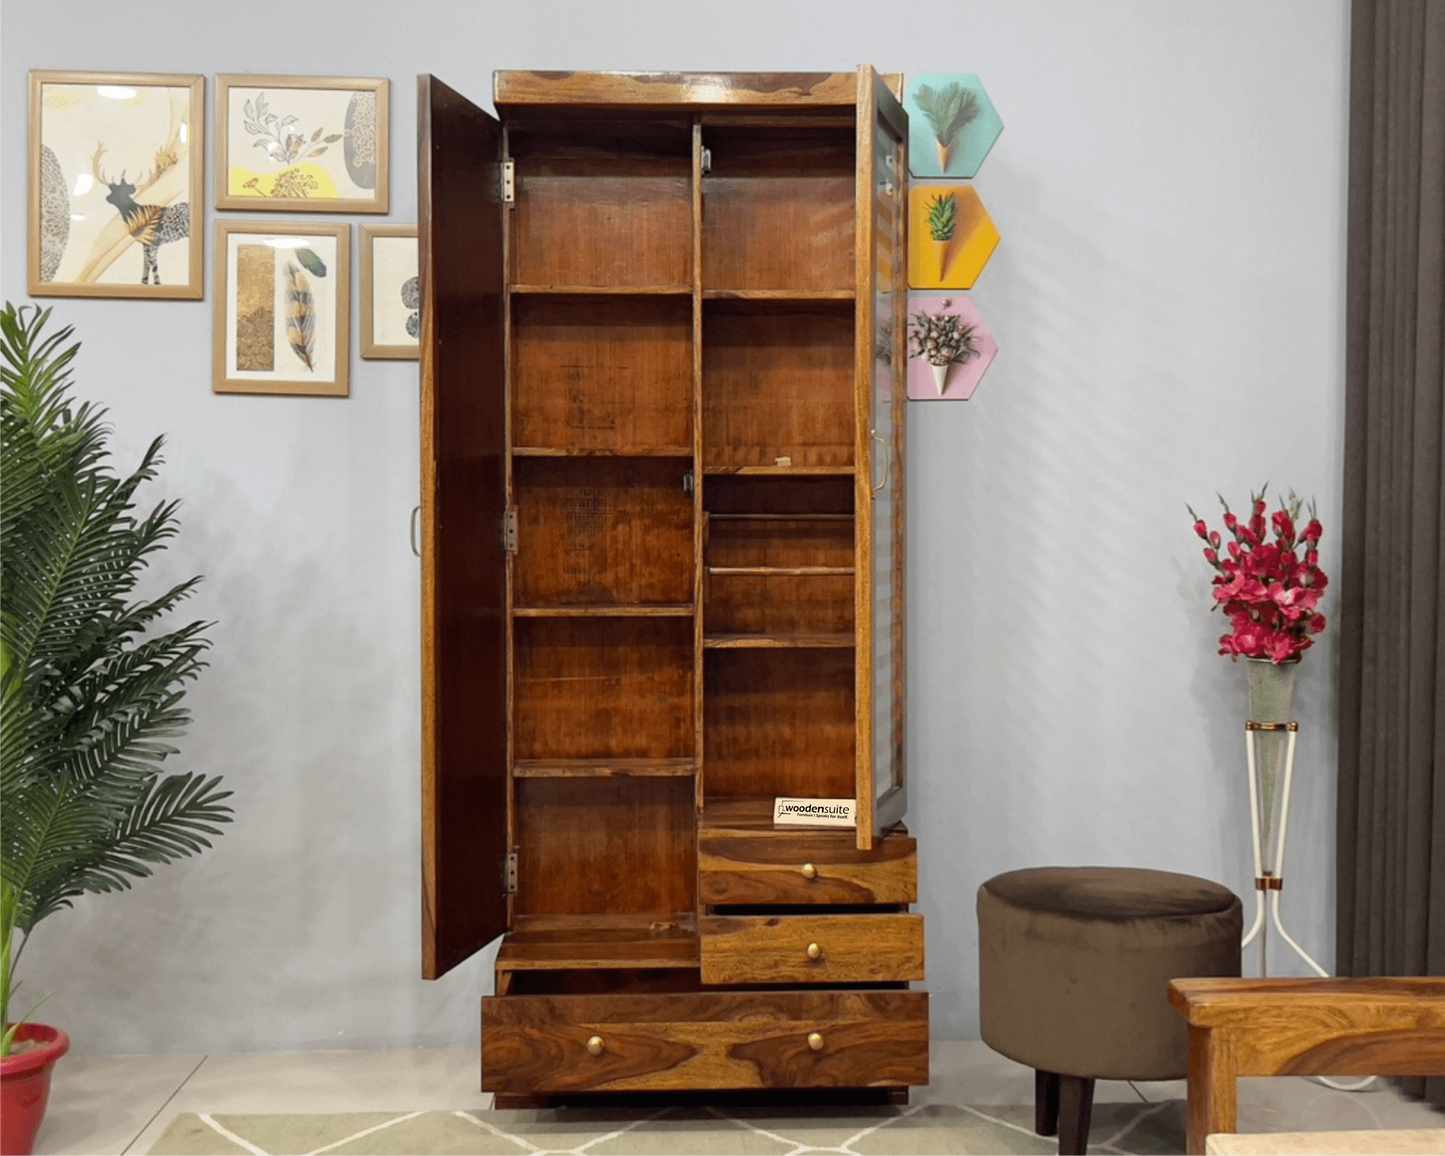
[360,224,419,360]
[213,221,350,397]
[216,75,389,213]
[28,71,205,299]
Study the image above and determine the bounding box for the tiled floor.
[33,1039,1445,1155]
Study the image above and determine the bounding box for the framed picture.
[28,71,204,299]
[904,73,1004,180]
[213,221,350,396]
[907,184,1000,290]
[360,225,419,360]
[905,295,998,401]
[216,75,388,213]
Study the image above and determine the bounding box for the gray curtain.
[1338,0,1445,1108]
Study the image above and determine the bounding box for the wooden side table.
[1167,977,1445,1155]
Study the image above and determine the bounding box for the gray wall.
[1,0,1350,1056]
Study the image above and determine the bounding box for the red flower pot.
[1,1024,70,1156]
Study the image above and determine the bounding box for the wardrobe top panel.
[494,70,902,111]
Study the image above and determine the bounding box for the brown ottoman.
[978,866,1242,1155]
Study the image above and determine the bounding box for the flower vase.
[930,362,951,396]
[1245,656,1298,848]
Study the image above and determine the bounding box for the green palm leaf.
[1,303,233,1054]
[914,82,982,148]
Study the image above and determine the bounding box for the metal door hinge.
[504,851,518,895]
[700,146,712,176]
[501,160,515,204]
[683,469,694,496]
[502,507,518,554]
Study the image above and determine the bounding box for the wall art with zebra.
[28,71,205,299]
[214,221,350,397]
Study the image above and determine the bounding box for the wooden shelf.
[703,288,854,302]
[512,446,692,458]
[699,797,910,838]
[497,912,700,971]
[707,566,853,577]
[707,512,852,521]
[699,797,780,832]
[513,604,694,618]
[514,758,697,779]
[511,284,692,296]
[703,466,855,476]
[704,632,855,649]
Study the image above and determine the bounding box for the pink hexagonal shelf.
[906,295,997,401]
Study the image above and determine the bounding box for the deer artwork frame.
[28,71,205,299]
[213,220,350,397]
[216,75,389,214]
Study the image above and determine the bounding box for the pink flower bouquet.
[1189,486,1328,664]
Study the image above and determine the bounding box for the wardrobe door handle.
[410,505,421,557]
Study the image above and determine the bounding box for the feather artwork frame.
[216,75,389,213]
[213,220,350,396]
[28,71,205,299]
[360,224,419,360]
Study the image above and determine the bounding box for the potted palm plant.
[1,303,234,1156]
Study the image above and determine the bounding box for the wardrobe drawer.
[698,831,917,906]
[481,989,928,1093]
[699,913,924,985]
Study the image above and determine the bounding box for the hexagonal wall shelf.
[908,185,999,290]
[905,73,1003,179]
[905,295,997,401]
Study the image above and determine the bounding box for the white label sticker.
[772,797,856,827]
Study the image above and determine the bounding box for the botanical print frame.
[907,184,1000,290]
[216,75,389,213]
[360,225,419,360]
[904,73,1004,180]
[213,221,350,396]
[28,71,205,299]
[905,295,997,401]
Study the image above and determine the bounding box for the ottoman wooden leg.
[1035,1069,1061,1135]
[1058,1074,1096,1155]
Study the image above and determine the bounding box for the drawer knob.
[807,1031,825,1051]
[806,942,823,960]
[586,1035,605,1056]
[801,863,817,880]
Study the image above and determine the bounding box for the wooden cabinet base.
[482,989,928,1094]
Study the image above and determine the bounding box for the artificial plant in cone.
[908,304,981,396]
[1189,485,1327,840]
[925,192,956,282]
[1,303,233,1153]
[912,81,980,173]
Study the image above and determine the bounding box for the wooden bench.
[1168,977,1445,1156]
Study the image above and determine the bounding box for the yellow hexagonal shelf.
[908,185,999,290]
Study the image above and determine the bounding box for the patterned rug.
[149,1100,1185,1155]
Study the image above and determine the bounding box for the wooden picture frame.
[216,75,389,213]
[28,71,205,299]
[360,224,419,360]
[213,221,350,396]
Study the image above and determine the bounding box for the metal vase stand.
[1241,718,1327,977]
[1241,714,1374,1091]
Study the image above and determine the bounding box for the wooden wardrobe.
[417,68,924,1102]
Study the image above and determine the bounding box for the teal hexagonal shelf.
[905,73,1003,179]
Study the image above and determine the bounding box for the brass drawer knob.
[807,1031,825,1051]
[801,863,817,880]
[806,942,822,960]
[586,1035,604,1056]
